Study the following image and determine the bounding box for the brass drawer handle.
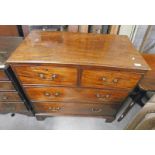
[51,74,58,80]
[92,108,102,113]
[44,92,61,97]
[101,77,107,82]
[48,107,61,112]
[38,73,58,80]
[38,73,45,79]
[54,92,61,97]
[96,94,110,99]
[44,92,51,96]
[113,78,119,83]
[2,96,8,100]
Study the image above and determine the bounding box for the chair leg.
[117,101,135,122]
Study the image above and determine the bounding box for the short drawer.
[33,102,120,116]
[25,86,129,104]
[0,70,9,81]
[0,92,22,102]
[0,81,15,91]
[81,69,142,89]
[0,102,28,113]
[13,65,77,86]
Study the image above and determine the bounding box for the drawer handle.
[101,77,107,81]
[113,78,119,83]
[38,73,45,79]
[51,74,58,80]
[54,92,61,97]
[48,107,61,112]
[44,92,61,97]
[92,108,102,113]
[44,92,51,96]
[96,94,110,99]
[2,96,8,100]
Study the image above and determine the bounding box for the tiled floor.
[0,99,141,130]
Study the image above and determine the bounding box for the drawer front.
[33,102,120,116]
[0,92,22,102]
[0,102,28,113]
[13,65,77,86]
[25,86,129,103]
[81,69,141,89]
[0,70,9,81]
[0,81,15,91]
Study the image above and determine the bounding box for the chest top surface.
[7,31,149,71]
[139,54,155,91]
[0,36,23,68]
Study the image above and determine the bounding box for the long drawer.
[0,102,28,113]
[81,69,142,90]
[0,92,22,102]
[33,102,120,116]
[24,86,129,103]
[0,81,15,91]
[13,65,77,86]
[0,70,9,81]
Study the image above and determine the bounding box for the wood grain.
[82,69,142,90]
[0,25,19,36]
[0,92,22,102]
[33,102,120,116]
[0,36,23,66]
[24,86,129,104]
[139,54,155,91]
[0,102,29,114]
[0,36,30,115]
[0,81,15,91]
[7,31,151,121]
[0,70,9,80]
[13,65,77,86]
[7,31,150,72]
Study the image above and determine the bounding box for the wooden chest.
[7,31,150,122]
[0,37,31,115]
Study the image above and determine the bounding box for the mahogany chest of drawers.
[0,37,31,115]
[7,31,150,122]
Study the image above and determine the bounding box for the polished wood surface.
[33,102,119,116]
[7,32,150,121]
[13,65,77,86]
[7,31,149,71]
[0,92,22,102]
[0,37,30,115]
[0,70,9,80]
[82,69,142,90]
[139,54,155,91]
[0,26,19,36]
[0,102,29,114]
[0,37,23,66]
[24,86,129,103]
[0,81,15,91]
[0,92,21,102]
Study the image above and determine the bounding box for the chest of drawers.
[7,31,150,122]
[0,37,31,115]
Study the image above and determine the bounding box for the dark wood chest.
[7,31,150,122]
[0,37,30,115]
